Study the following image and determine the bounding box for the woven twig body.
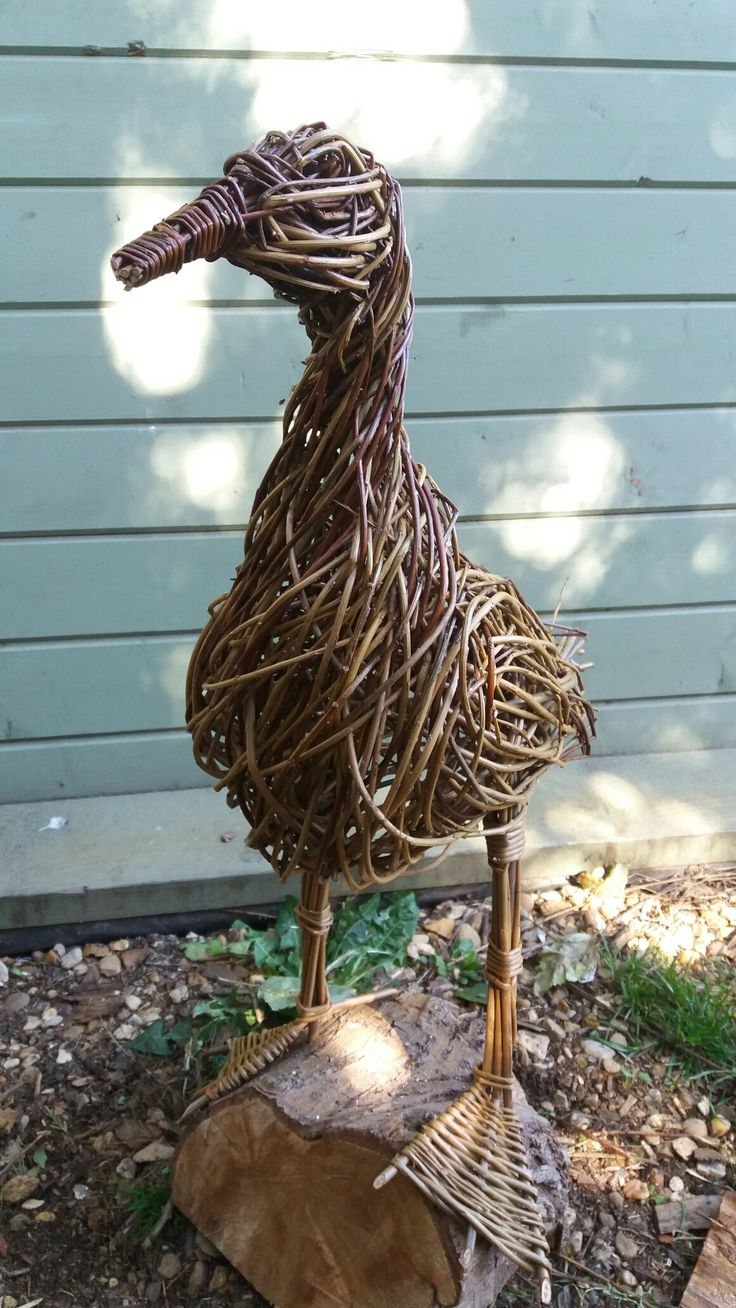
[112,124,594,893]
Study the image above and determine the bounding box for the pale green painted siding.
[1,2,735,802]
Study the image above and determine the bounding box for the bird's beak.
[110,169,259,291]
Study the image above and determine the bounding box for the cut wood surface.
[172,990,568,1308]
[681,1191,736,1308]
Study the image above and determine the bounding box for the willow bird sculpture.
[112,124,593,1300]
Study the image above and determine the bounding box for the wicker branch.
[112,123,594,894]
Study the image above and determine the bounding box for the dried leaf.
[534,932,600,995]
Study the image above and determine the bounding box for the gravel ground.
[1,863,734,1308]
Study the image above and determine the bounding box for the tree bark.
[173,989,567,1308]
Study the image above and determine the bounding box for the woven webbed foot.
[374,1070,552,1302]
[183,1020,307,1119]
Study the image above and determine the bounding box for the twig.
[0,1131,49,1182]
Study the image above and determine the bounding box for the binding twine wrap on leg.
[198,873,335,1105]
[376,816,552,1302]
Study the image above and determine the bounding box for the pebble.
[672,1135,697,1161]
[517,1030,550,1061]
[52,942,67,957]
[113,1022,138,1042]
[453,923,481,950]
[4,991,30,1015]
[158,1251,181,1280]
[99,953,122,976]
[195,1232,219,1259]
[145,1281,161,1303]
[668,1176,685,1194]
[582,1038,615,1063]
[188,1261,208,1294]
[683,1117,709,1140]
[22,1015,42,1032]
[696,1160,726,1181]
[710,1115,731,1137]
[133,1140,176,1164]
[60,946,83,970]
[169,985,189,1005]
[110,938,130,952]
[426,917,455,940]
[124,995,142,1012]
[615,1231,640,1261]
[41,1007,64,1029]
[56,1047,72,1064]
[115,1157,137,1181]
[1,1172,40,1204]
[619,1269,638,1288]
[622,1179,649,1202]
[209,1265,230,1292]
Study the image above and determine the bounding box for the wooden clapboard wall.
[1,1,736,803]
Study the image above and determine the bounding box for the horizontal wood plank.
[5,1,736,62]
[4,407,735,534]
[4,695,736,802]
[2,512,734,639]
[6,185,736,304]
[4,303,736,424]
[4,608,735,742]
[4,58,735,183]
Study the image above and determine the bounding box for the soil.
[1,863,734,1308]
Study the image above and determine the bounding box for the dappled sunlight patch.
[149,429,249,519]
[101,181,213,396]
[481,412,625,517]
[692,529,734,576]
[332,1014,410,1092]
[206,0,471,55]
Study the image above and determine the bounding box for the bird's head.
[111,123,406,313]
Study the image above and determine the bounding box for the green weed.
[605,943,736,1087]
[122,1168,172,1242]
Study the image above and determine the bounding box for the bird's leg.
[294,871,334,1039]
[375,817,552,1303]
[185,871,333,1114]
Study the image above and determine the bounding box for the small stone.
[60,946,83,970]
[22,1015,42,1032]
[426,917,455,940]
[21,1197,45,1210]
[453,923,481,951]
[124,995,142,1011]
[696,1160,726,1181]
[517,1030,550,1061]
[73,1183,90,1200]
[56,1047,73,1065]
[582,1038,615,1063]
[99,953,122,976]
[543,1017,566,1041]
[615,1231,640,1261]
[145,1281,161,1303]
[113,1023,137,1041]
[52,942,67,957]
[115,1157,137,1180]
[195,1231,219,1259]
[710,1115,731,1137]
[110,938,130,952]
[133,1140,175,1164]
[188,1261,208,1293]
[609,1191,625,1213]
[697,1095,711,1117]
[569,1110,590,1130]
[169,985,189,1005]
[158,1251,181,1280]
[4,991,30,1016]
[619,1269,638,1288]
[41,1006,63,1029]
[406,932,435,961]
[0,1103,17,1131]
[83,942,110,958]
[683,1117,709,1140]
[672,1135,697,1161]
[1,1172,39,1204]
[622,1179,649,1202]
[4,1296,19,1307]
[209,1264,230,1292]
[668,1175,685,1194]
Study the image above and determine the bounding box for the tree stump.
[173,990,567,1308]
